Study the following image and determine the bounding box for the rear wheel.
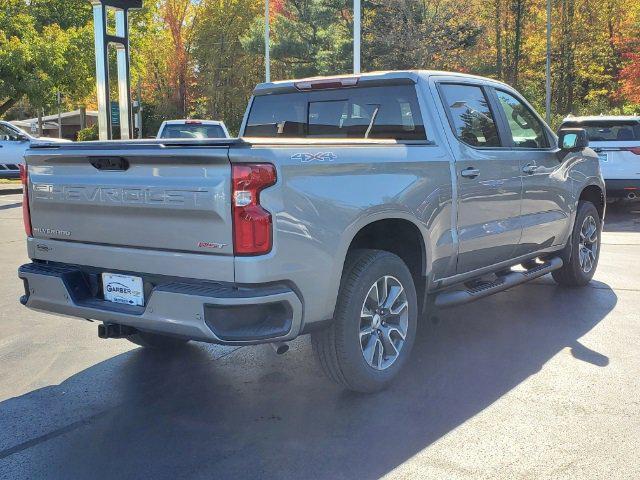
[552,201,601,287]
[312,249,418,393]
[127,331,189,349]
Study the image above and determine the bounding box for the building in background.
[10,109,98,140]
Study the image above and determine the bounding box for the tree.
[2,0,639,129]
[619,43,640,104]
[241,0,352,79]
[28,0,92,29]
[0,0,94,117]
[363,0,482,72]
[617,1,640,105]
[192,0,264,133]
[163,0,196,117]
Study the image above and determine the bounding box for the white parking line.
[0,195,22,203]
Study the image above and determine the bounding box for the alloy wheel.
[578,215,598,273]
[359,275,409,370]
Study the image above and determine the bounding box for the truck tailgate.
[26,142,234,257]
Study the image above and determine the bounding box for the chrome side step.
[434,257,563,308]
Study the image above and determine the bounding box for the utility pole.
[136,82,143,138]
[545,0,552,125]
[57,91,62,139]
[37,108,43,137]
[353,0,361,74]
[265,0,270,82]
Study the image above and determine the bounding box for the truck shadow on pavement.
[604,201,640,232]
[0,202,21,211]
[0,282,616,479]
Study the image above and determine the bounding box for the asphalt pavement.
[0,192,639,479]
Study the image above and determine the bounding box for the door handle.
[460,167,480,179]
[522,164,538,175]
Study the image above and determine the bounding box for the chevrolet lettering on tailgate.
[31,184,220,208]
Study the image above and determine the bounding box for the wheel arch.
[579,183,605,220]
[333,215,430,314]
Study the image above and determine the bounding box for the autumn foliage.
[1,0,639,134]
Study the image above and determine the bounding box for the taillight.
[625,147,640,156]
[19,164,32,237]
[232,163,276,255]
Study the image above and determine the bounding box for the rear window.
[160,124,226,139]
[244,85,427,140]
[561,121,640,142]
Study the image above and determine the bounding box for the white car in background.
[560,116,640,200]
[156,119,230,140]
[0,121,71,179]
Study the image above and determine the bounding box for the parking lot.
[0,190,639,479]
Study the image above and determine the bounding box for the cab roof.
[253,70,511,95]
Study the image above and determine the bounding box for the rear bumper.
[605,179,640,198]
[18,262,303,345]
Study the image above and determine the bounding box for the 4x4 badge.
[291,152,337,163]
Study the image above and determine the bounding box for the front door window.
[495,90,549,149]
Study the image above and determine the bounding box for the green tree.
[363,0,483,72]
[0,0,94,117]
[192,0,265,133]
[28,0,92,29]
[241,0,352,79]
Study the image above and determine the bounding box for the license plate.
[102,273,144,306]
[597,152,608,163]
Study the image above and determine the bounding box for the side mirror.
[558,128,588,151]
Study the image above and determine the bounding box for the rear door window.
[439,84,501,147]
[495,90,549,148]
[244,85,426,140]
[561,121,640,142]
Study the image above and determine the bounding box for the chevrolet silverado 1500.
[18,71,605,392]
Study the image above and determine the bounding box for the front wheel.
[312,249,418,393]
[552,201,601,287]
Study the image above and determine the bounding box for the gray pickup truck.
[18,71,605,392]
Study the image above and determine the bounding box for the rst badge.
[291,152,337,163]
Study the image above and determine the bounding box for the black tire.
[127,331,189,349]
[312,249,418,393]
[552,201,601,287]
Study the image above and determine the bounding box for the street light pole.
[265,0,270,82]
[353,0,361,74]
[57,91,62,139]
[545,0,552,125]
